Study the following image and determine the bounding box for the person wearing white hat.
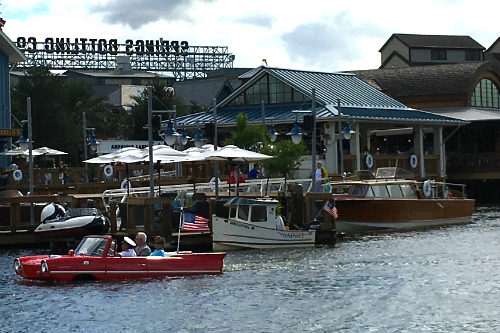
[119,236,137,257]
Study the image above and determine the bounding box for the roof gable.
[381,33,485,51]
[222,66,407,109]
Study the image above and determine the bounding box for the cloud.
[224,13,276,30]
[280,11,388,71]
[89,0,216,30]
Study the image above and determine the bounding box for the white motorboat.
[35,204,110,238]
[212,197,316,251]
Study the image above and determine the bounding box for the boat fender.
[13,169,23,181]
[104,165,114,178]
[121,178,132,190]
[410,155,418,169]
[423,180,432,198]
[365,154,373,169]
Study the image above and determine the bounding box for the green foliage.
[128,76,187,140]
[11,67,117,165]
[223,113,269,151]
[224,113,307,178]
[261,140,307,178]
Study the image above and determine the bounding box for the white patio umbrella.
[0,147,29,156]
[32,147,68,156]
[203,145,274,196]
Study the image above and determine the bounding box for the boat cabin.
[330,167,467,199]
[224,197,285,230]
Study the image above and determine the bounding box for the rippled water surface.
[2,207,500,332]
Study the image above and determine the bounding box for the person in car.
[119,236,137,257]
[134,232,152,256]
[149,236,166,257]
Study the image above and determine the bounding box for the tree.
[128,77,187,140]
[222,113,269,151]
[11,67,118,165]
[261,140,307,179]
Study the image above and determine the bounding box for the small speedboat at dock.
[212,197,316,251]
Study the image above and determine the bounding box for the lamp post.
[336,99,355,177]
[16,98,35,224]
[83,112,100,183]
[213,98,219,199]
[288,88,316,191]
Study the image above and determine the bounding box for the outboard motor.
[41,203,66,222]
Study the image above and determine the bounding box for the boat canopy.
[224,197,278,207]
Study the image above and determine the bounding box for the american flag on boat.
[324,201,338,219]
[182,212,210,232]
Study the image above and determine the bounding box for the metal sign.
[0,128,22,137]
[14,37,235,80]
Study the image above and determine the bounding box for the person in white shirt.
[119,236,137,257]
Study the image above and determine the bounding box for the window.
[465,50,481,61]
[227,74,311,106]
[431,49,447,60]
[351,184,368,196]
[400,184,416,198]
[371,185,389,198]
[229,207,237,218]
[387,184,403,198]
[238,205,249,221]
[250,206,267,222]
[471,79,500,108]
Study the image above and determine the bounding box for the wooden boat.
[14,235,225,282]
[212,197,316,251]
[329,167,475,235]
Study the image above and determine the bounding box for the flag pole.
[177,207,183,253]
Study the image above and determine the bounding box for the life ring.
[121,178,132,190]
[104,165,114,178]
[410,155,418,169]
[13,170,22,181]
[365,154,373,169]
[422,180,432,198]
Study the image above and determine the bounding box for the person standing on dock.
[134,232,152,256]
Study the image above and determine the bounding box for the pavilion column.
[324,122,338,174]
[415,126,425,178]
[434,126,445,178]
[351,122,361,170]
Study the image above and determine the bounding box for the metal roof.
[174,66,467,128]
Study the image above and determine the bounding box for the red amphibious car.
[14,235,226,282]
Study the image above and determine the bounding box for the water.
[1,207,500,332]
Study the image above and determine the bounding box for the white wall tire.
[13,170,22,181]
[365,154,373,169]
[410,155,418,169]
[104,165,114,178]
[422,180,432,198]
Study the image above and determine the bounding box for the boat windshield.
[250,206,267,222]
[75,237,109,256]
[331,185,351,194]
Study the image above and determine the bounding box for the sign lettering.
[0,129,22,137]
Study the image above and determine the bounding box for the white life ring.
[365,154,374,169]
[410,155,418,169]
[104,165,114,178]
[13,169,22,181]
[121,178,132,190]
[422,180,432,198]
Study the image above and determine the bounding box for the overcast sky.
[1,0,499,72]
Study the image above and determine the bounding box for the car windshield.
[75,237,109,256]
